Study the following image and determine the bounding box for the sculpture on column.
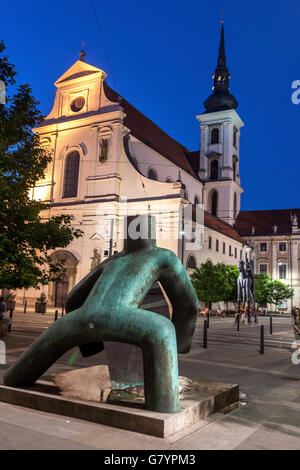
[4,215,199,413]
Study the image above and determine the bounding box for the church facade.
[14,24,252,308]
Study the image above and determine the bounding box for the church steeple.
[203,22,238,113]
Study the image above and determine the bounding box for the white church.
[18,24,253,308]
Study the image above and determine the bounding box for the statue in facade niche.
[291,214,298,228]
[90,248,101,271]
[4,215,199,414]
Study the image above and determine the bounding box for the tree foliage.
[268,280,294,311]
[190,261,239,307]
[254,274,271,306]
[0,41,82,289]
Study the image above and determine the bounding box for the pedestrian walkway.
[1,316,300,449]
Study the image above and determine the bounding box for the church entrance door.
[55,274,69,308]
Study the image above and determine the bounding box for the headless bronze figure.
[4,216,199,413]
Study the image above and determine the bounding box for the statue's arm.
[158,251,199,354]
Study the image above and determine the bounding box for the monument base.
[0,375,239,438]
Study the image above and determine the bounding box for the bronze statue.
[4,215,198,413]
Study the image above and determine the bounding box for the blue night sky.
[2,0,300,211]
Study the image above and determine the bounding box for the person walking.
[241,307,245,324]
[0,297,6,320]
[292,308,300,356]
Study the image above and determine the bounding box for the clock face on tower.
[70,96,85,112]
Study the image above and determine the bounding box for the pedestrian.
[217,306,223,317]
[292,308,300,356]
[0,297,6,320]
[241,307,245,324]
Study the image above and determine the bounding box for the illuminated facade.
[15,26,250,307]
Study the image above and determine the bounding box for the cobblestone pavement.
[1,311,300,450]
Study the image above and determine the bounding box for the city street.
[1,311,300,450]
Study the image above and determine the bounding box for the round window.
[70,96,85,112]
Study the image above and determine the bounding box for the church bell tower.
[197,21,244,226]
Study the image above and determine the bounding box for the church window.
[259,264,268,275]
[233,160,237,181]
[229,245,232,256]
[99,138,109,163]
[233,128,238,148]
[148,168,158,180]
[211,190,218,216]
[187,255,197,270]
[210,160,219,180]
[194,194,200,205]
[223,242,226,254]
[279,242,286,252]
[216,239,219,252]
[166,176,173,183]
[70,96,85,113]
[279,263,287,279]
[235,247,237,258]
[260,243,267,252]
[211,128,219,144]
[63,151,80,198]
[208,236,212,249]
[233,192,237,219]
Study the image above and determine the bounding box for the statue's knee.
[147,318,176,349]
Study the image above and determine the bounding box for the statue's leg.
[3,308,94,387]
[92,306,180,413]
[4,305,179,413]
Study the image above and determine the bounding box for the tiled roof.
[186,151,200,172]
[191,206,244,243]
[103,81,200,179]
[235,209,300,236]
[204,211,245,244]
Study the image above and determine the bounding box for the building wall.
[251,235,300,311]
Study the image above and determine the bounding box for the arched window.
[63,151,80,198]
[187,255,197,270]
[211,190,218,216]
[166,176,173,183]
[210,159,219,180]
[211,128,219,144]
[148,168,157,181]
[233,192,237,219]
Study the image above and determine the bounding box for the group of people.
[199,306,226,318]
[234,305,258,324]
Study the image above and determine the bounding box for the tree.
[0,41,82,290]
[191,261,230,308]
[268,280,294,312]
[222,264,239,311]
[254,274,271,307]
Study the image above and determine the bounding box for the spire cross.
[80,41,86,61]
